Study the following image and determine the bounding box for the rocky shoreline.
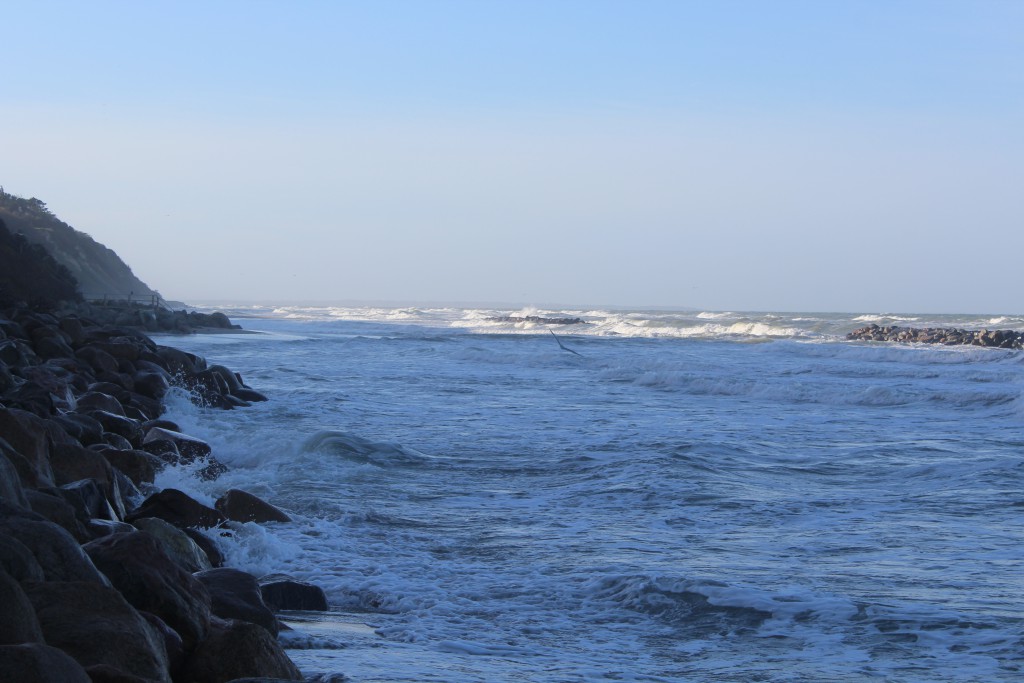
[846,324,1024,349]
[0,304,324,682]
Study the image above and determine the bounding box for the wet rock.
[126,488,227,529]
[143,427,213,461]
[84,530,212,650]
[195,568,280,636]
[60,477,121,522]
[259,574,329,612]
[0,643,92,683]
[48,442,116,503]
[132,517,213,573]
[182,617,301,683]
[184,528,226,568]
[24,580,171,683]
[216,489,292,524]
[99,447,162,486]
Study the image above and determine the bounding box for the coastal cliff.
[0,189,158,302]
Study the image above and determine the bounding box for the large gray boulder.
[132,517,213,573]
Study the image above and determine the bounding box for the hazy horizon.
[2,1,1021,314]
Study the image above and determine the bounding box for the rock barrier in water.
[846,324,1024,349]
[0,304,319,681]
[487,315,587,325]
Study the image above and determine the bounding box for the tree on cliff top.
[0,217,82,309]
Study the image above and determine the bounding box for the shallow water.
[156,307,1024,682]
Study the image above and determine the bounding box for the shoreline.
[0,304,314,681]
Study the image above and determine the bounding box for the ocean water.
[153,306,1024,682]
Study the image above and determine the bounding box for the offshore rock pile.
[846,324,1024,349]
[487,315,587,325]
[0,305,325,682]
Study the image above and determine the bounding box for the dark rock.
[100,448,162,486]
[126,488,227,529]
[84,531,212,650]
[233,388,269,402]
[87,519,137,537]
[87,409,144,446]
[0,568,44,644]
[195,568,279,636]
[0,517,110,584]
[140,611,184,679]
[182,617,301,683]
[131,517,213,573]
[83,663,153,683]
[34,334,75,360]
[0,442,29,508]
[75,391,126,416]
[25,489,91,541]
[0,408,55,488]
[0,643,92,682]
[143,427,212,461]
[76,345,120,375]
[24,580,171,683]
[102,431,135,450]
[216,489,291,524]
[60,477,120,521]
[0,530,45,582]
[259,574,329,612]
[133,370,170,400]
[184,528,226,568]
[48,442,116,504]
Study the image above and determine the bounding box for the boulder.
[0,444,28,508]
[25,489,91,541]
[24,580,171,683]
[184,528,226,568]
[140,611,185,678]
[75,345,120,375]
[59,477,120,522]
[48,442,116,503]
[126,488,227,529]
[131,517,213,573]
[88,409,144,446]
[0,568,44,645]
[75,391,126,416]
[216,489,291,524]
[194,568,279,636]
[0,517,110,584]
[100,448,162,486]
[259,574,329,612]
[182,618,302,683]
[143,427,212,461]
[0,530,45,582]
[84,530,212,649]
[0,643,92,683]
[0,408,55,488]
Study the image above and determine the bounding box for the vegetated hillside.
[0,217,82,308]
[0,188,159,301]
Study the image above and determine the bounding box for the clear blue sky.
[2,0,1022,312]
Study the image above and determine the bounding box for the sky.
[1,0,1022,313]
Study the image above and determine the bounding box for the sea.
[152,306,1024,682]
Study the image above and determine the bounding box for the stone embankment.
[0,305,326,682]
[846,324,1024,349]
[69,301,242,335]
